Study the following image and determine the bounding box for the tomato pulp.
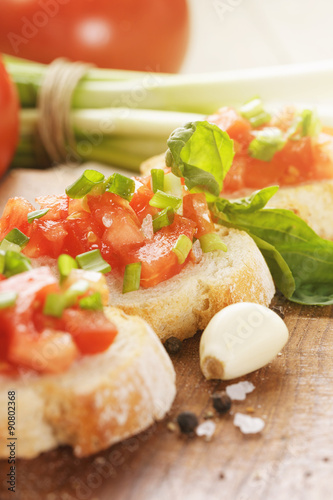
[0,0,189,72]
[207,107,333,194]
[0,55,19,179]
[0,182,215,288]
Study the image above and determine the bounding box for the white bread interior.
[0,308,176,459]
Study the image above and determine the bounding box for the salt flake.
[234,413,265,434]
[196,420,216,439]
[226,381,255,401]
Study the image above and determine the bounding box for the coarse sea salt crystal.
[141,214,154,240]
[233,413,265,434]
[196,420,216,439]
[226,381,255,401]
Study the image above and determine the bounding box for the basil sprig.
[212,189,333,305]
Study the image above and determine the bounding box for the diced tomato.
[24,220,68,258]
[87,192,140,228]
[62,309,117,355]
[0,197,35,240]
[36,194,69,220]
[125,214,196,287]
[129,185,159,223]
[207,107,252,144]
[0,267,118,373]
[183,193,215,238]
[102,212,145,256]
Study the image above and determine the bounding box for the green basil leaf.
[213,198,333,305]
[215,186,279,216]
[165,121,234,199]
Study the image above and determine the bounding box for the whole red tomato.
[0,56,19,179]
[0,0,189,72]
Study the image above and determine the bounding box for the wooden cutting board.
[0,167,332,500]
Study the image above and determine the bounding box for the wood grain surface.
[0,167,332,500]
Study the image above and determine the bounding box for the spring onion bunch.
[5,55,333,172]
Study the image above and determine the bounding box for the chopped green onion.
[151,168,165,193]
[0,291,18,309]
[149,190,181,210]
[248,127,286,162]
[240,97,271,128]
[58,254,78,281]
[0,239,21,253]
[79,292,103,310]
[122,263,142,294]
[65,170,105,199]
[152,207,175,233]
[76,249,111,273]
[1,228,30,249]
[0,250,5,274]
[4,251,32,278]
[248,111,271,128]
[43,293,67,318]
[199,233,227,253]
[164,172,183,197]
[299,109,321,137]
[64,279,90,307]
[172,235,193,264]
[27,208,50,223]
[107,173,135,201]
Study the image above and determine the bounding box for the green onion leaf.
[65,170,105,199]
[0,291,18,309]
[152,207,175,233]
[199,233,227,253]
[0,250,5,274]
[240,97,271,128]
[172,234,193,264]
[76,249,111,273]
[58,254,78,281]
[43,293,67,318]
[107,173,135,201]
[4,251,32,278]
[249,127,286,162]
[1,228,29,250]
[164,172,182,197]
[122,263,142,294]
[151,169,165,194]
[64,279,90,307]
[27,208,50,224]
[299,109,321,137]
[79,291,103,310]
[149,190,181,210]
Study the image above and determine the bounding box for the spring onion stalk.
[0,251,4,274]
[163,172,183,197]
[172,235,193,264]
[27,208,50,223]
[1,228,30,249]
[75,249,111,273]
[58,254,78,281]
[8,55,333,172]
[249,127,286,162]
[79,292,103,310]
[152,207,175,232]
[122,263,142,294]
[107,173,135,200]
[151,169,165,193]
[199,233,227,253]
[149,190,181,210]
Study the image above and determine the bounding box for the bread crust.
[0,308,176,459]
[106,226,275,342]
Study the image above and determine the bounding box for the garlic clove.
[200,302,289,380]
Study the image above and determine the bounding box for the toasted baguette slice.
[141,154,333,240]
[0,308,176,459]
[106,226,275,342]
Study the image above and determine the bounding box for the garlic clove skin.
[200,302,289,380]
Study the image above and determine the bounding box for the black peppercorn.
[212,391,232,414]
[176,412,198,434]
[164,336,182,354]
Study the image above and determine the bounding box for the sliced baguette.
[0,308,176,459]
[106,226,275,342]
[141,154,333,240]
